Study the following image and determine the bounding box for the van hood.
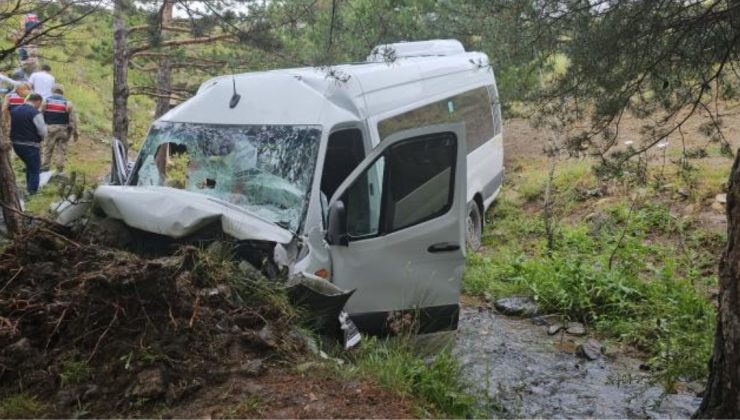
[94,186,294,244]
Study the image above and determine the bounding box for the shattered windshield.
[129,121,322,233]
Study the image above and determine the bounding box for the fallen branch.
[0,199,65,229]
[0,266,21,295]
[88,306,120,362]
[40,227,81,248]
[189,294,200,328]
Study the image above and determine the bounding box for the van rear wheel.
[467,203,483,251]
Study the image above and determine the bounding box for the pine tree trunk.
[112,0,130,152]
[154,0,174,119]
[694,149,740,418]
[0,127,22,237]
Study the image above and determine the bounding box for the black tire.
[466,202,483,251]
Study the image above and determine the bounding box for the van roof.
[160,40,494,127]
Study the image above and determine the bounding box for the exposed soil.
[0,228,412,418]
[169,370,413,419]
[502,106,740,237]
[504,102,740,164]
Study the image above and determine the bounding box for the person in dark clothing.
[10,93,46,194]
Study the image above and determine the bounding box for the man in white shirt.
[28,64,55,99]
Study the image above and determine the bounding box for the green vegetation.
[0,394,45,418]
[465,160,722,390]
[222,396,263,418]
[59,359,95,388]
[342,336,483,418]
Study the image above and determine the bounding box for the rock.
[715,193,727,204]
[585,187,604,197]
[587,212,610,235]
[711,201,725,213]
[494,296,540,317]
[128,368,166,399]
[677,188,689,199]
[241,359,265,376]
[565,322,587,336]
[576,339,602,361]
[530,316,548,326]
[547,324,563,335]
[258,325,278,348]
[531,314,561,326]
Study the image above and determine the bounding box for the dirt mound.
[0,228,305,416]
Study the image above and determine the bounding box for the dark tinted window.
[387,134,456,231]
[341,132,456,240]
[345,156,384,238]
[378,87,494,152]
[321,129,365,199]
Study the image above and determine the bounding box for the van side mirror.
[326,200,348,246]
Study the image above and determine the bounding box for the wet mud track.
[454,307,701,418]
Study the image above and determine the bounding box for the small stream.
[454,306,701,418]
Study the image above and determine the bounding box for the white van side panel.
[360,60,502,213]
[467,133,503,208]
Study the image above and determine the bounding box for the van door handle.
[427,242,461,253]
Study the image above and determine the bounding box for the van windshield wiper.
[274,220,292,230]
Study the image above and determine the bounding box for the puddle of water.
[454,307,701,418]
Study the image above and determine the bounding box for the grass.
[0,394,46,418]
[222,396,263,418]
[467,160,720,391]
[59,359,95,388]
[340,336,485,418]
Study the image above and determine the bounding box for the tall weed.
[466,194,717,389]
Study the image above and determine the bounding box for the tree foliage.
[528,0,740,176]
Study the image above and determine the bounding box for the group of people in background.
[1,13,80,196]
[1,65,80,195]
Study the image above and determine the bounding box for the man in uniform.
[41,84,78,173]
[1,83,32,140]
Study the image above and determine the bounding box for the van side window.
[345,156,384,237]
[378,87,494,153]
[387,134,456,231]
[341,132,456,239]
[488,84,502,136]
[321,129,365,200]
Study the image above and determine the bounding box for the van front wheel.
[466,203,483,251]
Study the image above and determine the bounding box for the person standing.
[28,64,54,99]
[41,85,78,173]
[10,93,46,194]
[1,83,32,139]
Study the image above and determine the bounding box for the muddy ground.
[0,229,412,418]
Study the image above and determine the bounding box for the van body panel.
[95,185,294,243]
[327,124,467,324]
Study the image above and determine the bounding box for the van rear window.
[378,86,496,152]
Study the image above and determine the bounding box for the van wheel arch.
[466,194,485,251]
